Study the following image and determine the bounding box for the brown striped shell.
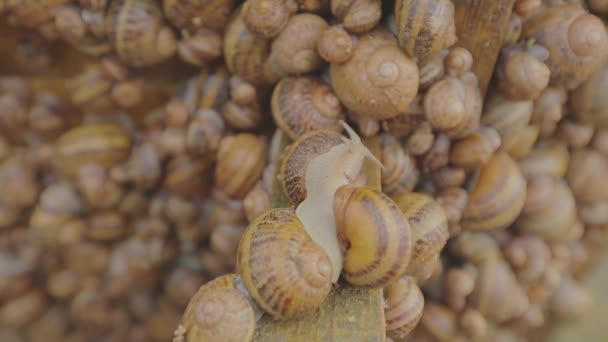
[522,4,608,89]
[236,208,332,319]
[330,28,419,120]
[571,61,608,129]
[333,185,413,288]
[442,72,482,139]
[496,44,550,101]
[163,0,234,33]
[518,139,570,179]
[271,76,345,139]
[242,0,295,38]
[461,152,527,232]
[223,6,274,85]
[281,130,344,206]
[393,0,457,65]
[380,134,419,197]
[423,76,467,132]
[181,64,231,113]
[106,0,177,67]
[317,25,356,64]
[566,148,608,203]
[331,0,382,33]
[392,192,448,276]
[9,0,71,27]
[449,127,501,170]
[180,274,255,342]
[53,123,131,176]
[481,93,533,153]
[214,134,266,200]
[384,276,424,340]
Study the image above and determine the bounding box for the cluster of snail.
[1,0,608,341]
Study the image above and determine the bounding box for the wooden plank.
[453,0,516,97]
[255,132,385,341]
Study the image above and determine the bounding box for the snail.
[105,0,177,67]
[281,122,381,281]
[392,192,448,277]
[242,0,297,38]
[330,28,419,120]
[177,29,224,66]
[571,61,608,129]
[496,42,551,101]
[53,123,131,176]
[380,134,419,197]
[214,134,267,200]
[163,0,234,33]
[449,127,501,170]
[418,49,448,89]
[392,0,457,65]
[334,184,413,287]
[178,274,255,342]
[331,0,382,33]
[271,76,345,139]
[236,208,332,319]
[384,277,424,340]
[481,92,533,153]
[522,3,608,89]
[53,4,113,56]
[461,152,527,231]
[566,148,608,203]
[518,139,570,179]
[423,76,467,132]
[444,47,473,77]
[317,25,356,64]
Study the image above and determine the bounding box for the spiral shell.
[392,192,448,276]
[317,25,356,64]
[181,64,231,113]
[271,76,345,139]
[215,134,266,200]
[163,0,234,32]
[423,76,467,131]
[281,130,344,206]
[180,274,255,342]
[442,72,482,138]
[380,134,419,197]
[236,208,332,319]
[496,45,551,101]
[330,28,419,120]
[331,0,381,33]
[106,0,177,67]
[567,148,608,203]
[334,185,413,288]
[384,277,424,340]
[518,139,570,179]
[417,303,460,341]
[53,123,131,176]
[461,152,527,231]
[266,14,328,78]
[522,4,608,89]
[571,61,608,129]
[449,127,501,170]
[243,0,294,38]
[393,0,457,64]
[481,93,533,153]
[224,6,273,85]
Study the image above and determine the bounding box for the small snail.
[449,127,501,170]
[214,134,267,200]
[393,0,457,65]
[481,92,533,153]
[163,0,234,33]
[330,28,419,120]
[334,184,413,287]
[105,0,177,67]
[533,87,567,138]
[177,29,223,66]
[518,139,570,179]
[392,192,448,277]
[423,76,467,132]
[522,4,608,89]
[53,123,131,176]
[496,42,551,101]
[571,61,608,129]
[331,0,381,33]
[441,72,482,138]
[236,208,332,319]
[282,123,381,281]
[567,148,608,203]
[550,277,592,320]
[418,49,448,89]
[271,76,345,139]
[242,0,296,38]
[384,277,424,340]
[461,152,527,232]
[317,25,356,64]
[178,274,255,342]
[503,235,551,284]
[380,134,419,197]
[444,47,473,77]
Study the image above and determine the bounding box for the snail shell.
[518,139,570,179]
[449,127,501,170]
[423,76,467,132]
[271,76,345,139]
[567,148,608,203]
[181,64,231,113]
[393,0,457,64]
[223,7,273,86]
[242,0,295,38]
[392,192,448,276]
[331,0,382,34]
[180,274,255,342]
[516,178,577,241]
[236,208,332,319]
[215,134,267,200]
[266,14,328,79]
[330,28,419,120]
[380,134,419,197]
[522,4,608,89]
[442,72,482,139]
[450,231,502,264]
[53,123,131,176]
[496,44,551,101]
[503,124,540,159]
[417,303,460,341]
[384,277,424,340]
[106,0,177,67]
[503,235,551,284]
[571,61,608,129]
[317,25,356,64]
[481,93,533,153]
[163,0,234,32]
[550,277,592,320]
[281,130,344,206]
[461,152,527,232]
[334,185,413,288]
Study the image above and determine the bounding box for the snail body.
[106,0,177,67]
[330,28,419,120]
[179,274,255,342]
[393,0,457,65]
[237,208,332,319]
[271,76,345,139]
[334,185,413,288]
